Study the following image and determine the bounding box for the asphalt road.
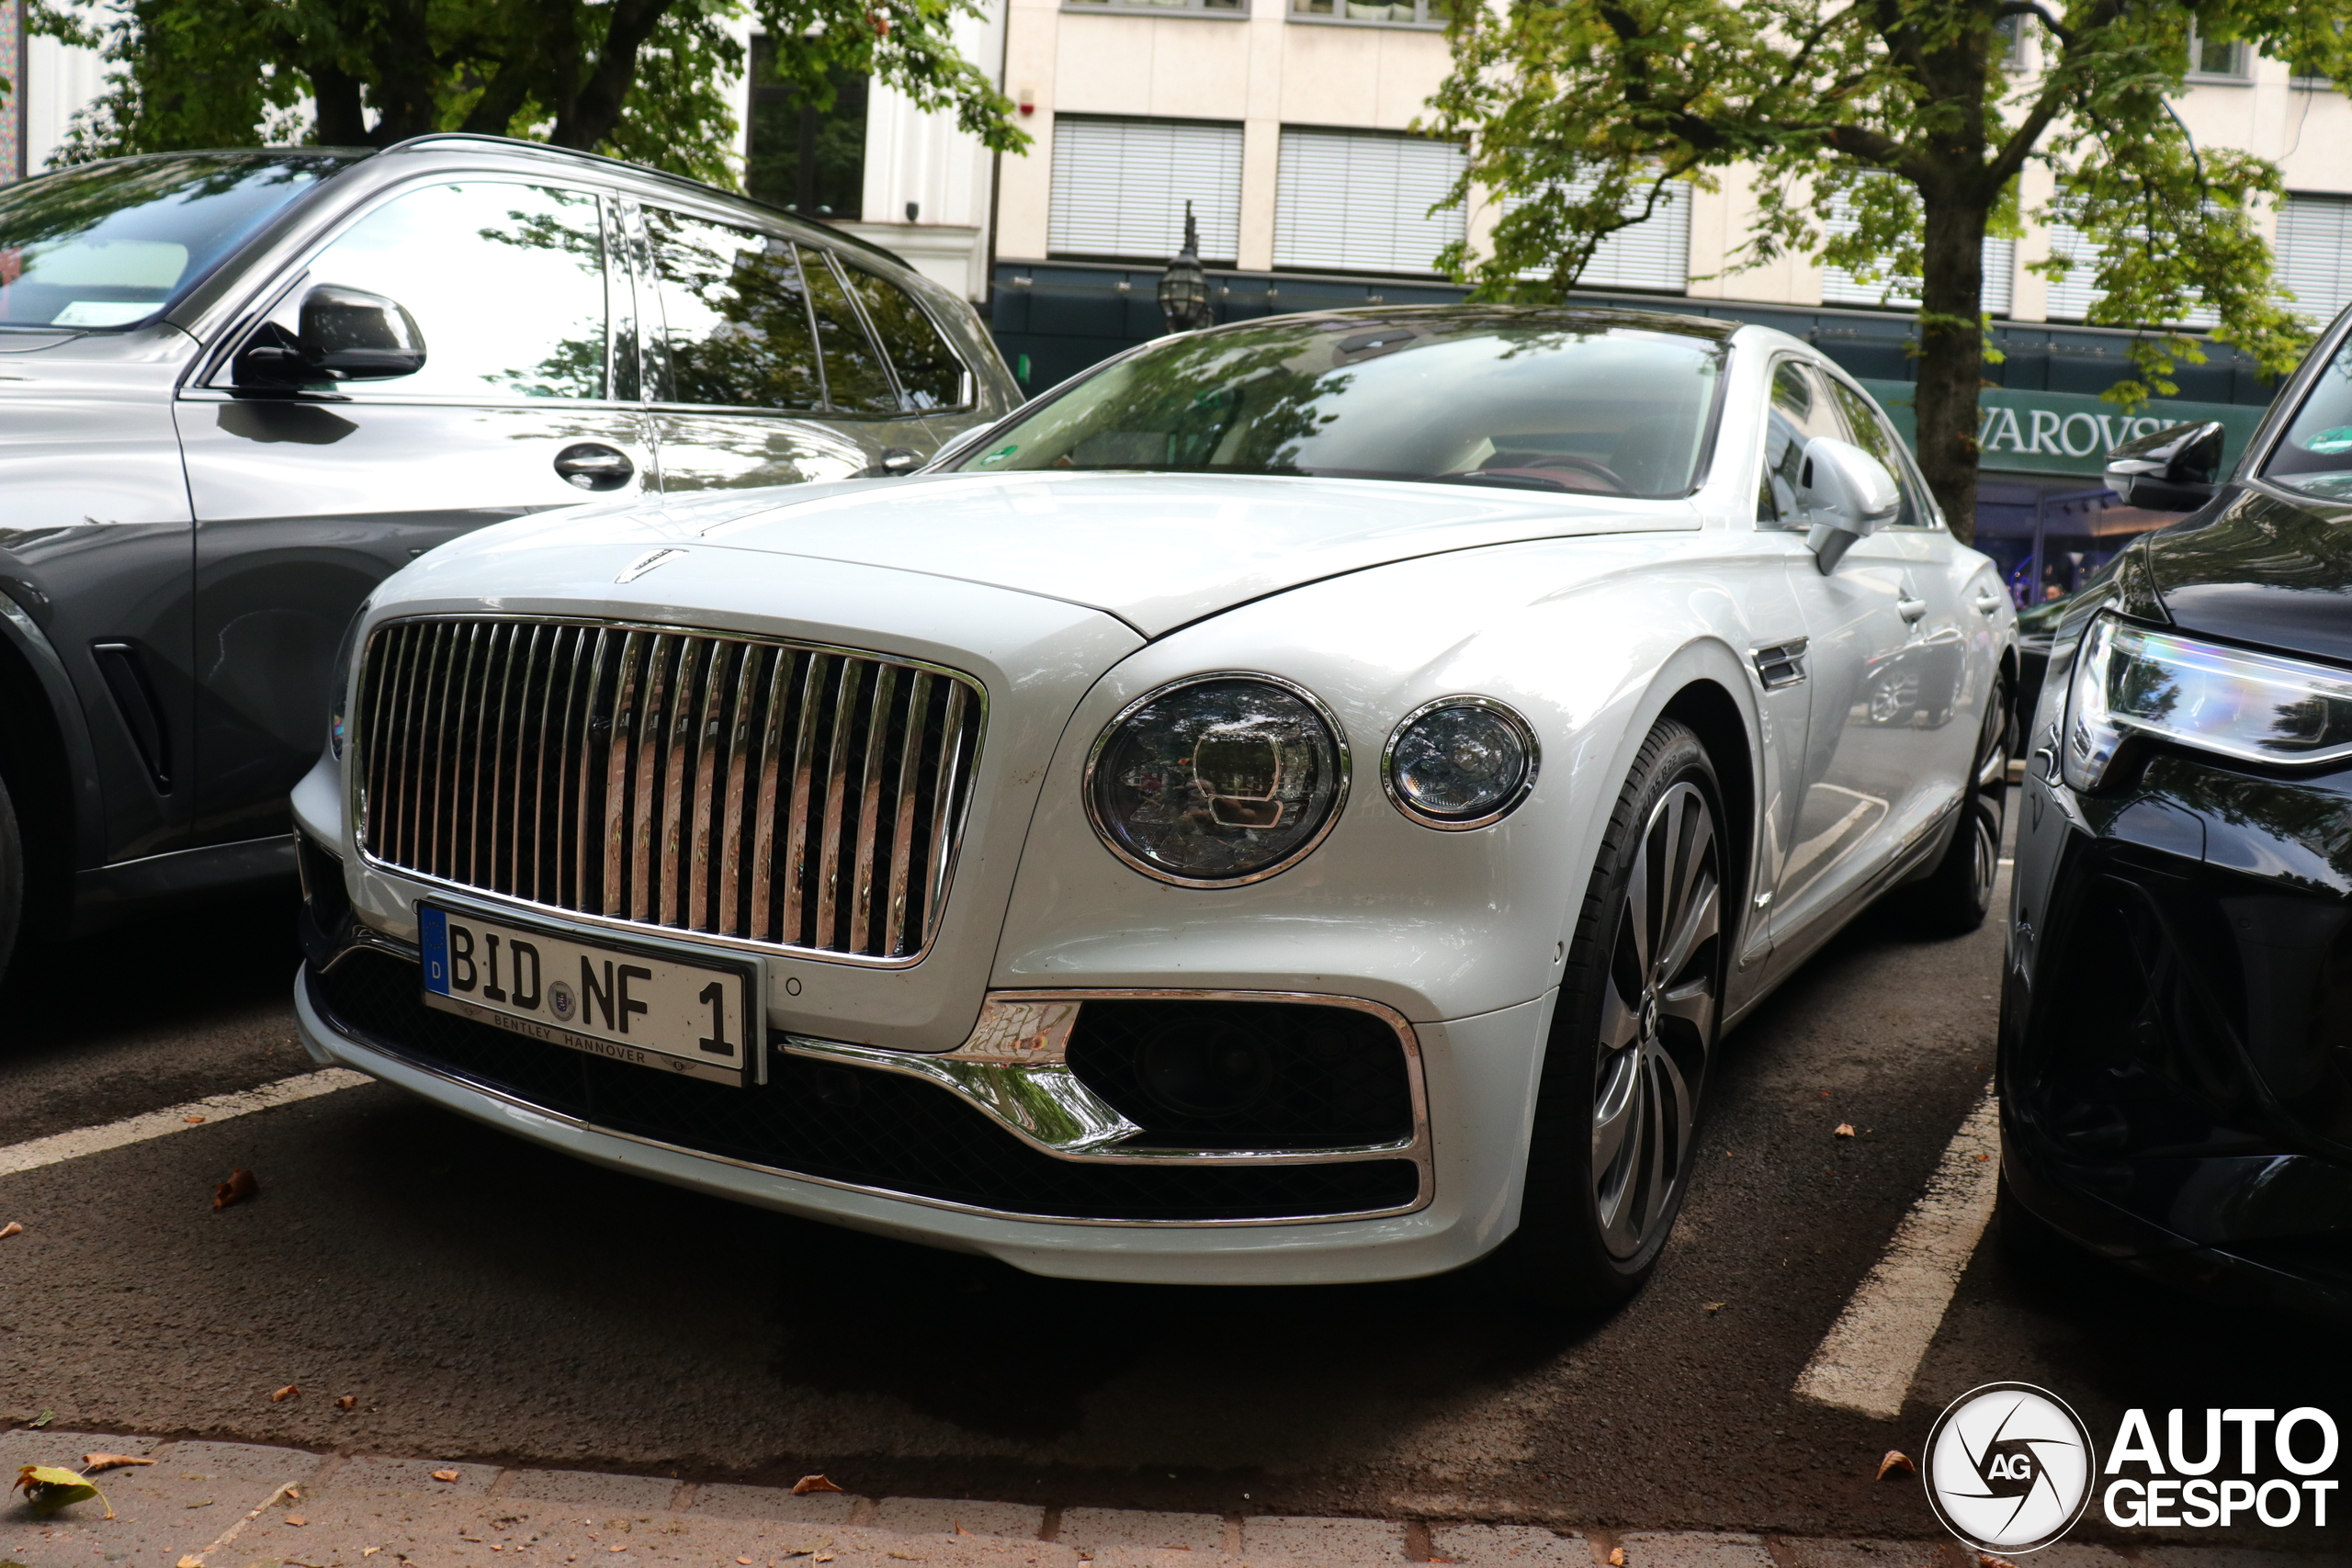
[0,861,2344,1555]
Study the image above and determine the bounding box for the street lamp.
[1158,200,1213,334]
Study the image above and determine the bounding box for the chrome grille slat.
[356,616,981,961]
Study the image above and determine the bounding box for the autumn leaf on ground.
[13,1464,112,1518]
[184,1115,205,1124]
[1608,1550,1626,1566]
[431,1470,460,1483]
[81,1454,154,1474]
[1704,1303,1724,1314]
[0,1222,23,1240]
[335,1395,357,1410]
[790,1475,843,1495]
[215,1168,259,1210]
[286,1515,309,1527]
[1834,1123,1857,1138]
[271,1384,300,1403]
[1876,1450,1917,1480]
[1980,1556,2020,1568]
[28,1411,52,1428]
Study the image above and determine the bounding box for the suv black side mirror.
[234,285,426,389]
[2104,420,2225,512]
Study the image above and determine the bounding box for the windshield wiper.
[1430,471,1574,493]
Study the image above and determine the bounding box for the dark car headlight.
[1086,673,1349,886]
[2063,612,2352,791]
[328,603,368,760]
[1383,697,1538,828]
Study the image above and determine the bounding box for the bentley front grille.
[356,617,982,960]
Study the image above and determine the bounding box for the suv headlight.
[1086,673,1350,886]
[2063,613,2352,791]
[328,602,368,760]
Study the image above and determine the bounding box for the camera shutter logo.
[1924,1382,2098,1552]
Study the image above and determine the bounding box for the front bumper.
[2001,748,2352,1318]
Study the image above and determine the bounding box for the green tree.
[1423,0,2342,542]
[33,0,1023,194]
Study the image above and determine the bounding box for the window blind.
[1272,128,1466,275]
[1047,117,1245,261]
[2277,193,2352,326]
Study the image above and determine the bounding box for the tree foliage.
[32,0,1023,192]
[1422,0,2346,540]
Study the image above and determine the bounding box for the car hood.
[470,470,1702,639]
[2145,485,2352,664]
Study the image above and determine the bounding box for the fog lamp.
[1383,697,1539,828]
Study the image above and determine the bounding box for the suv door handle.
[554,443,634,491]
[1974,589,2006,615]
[1896,593,1929,624]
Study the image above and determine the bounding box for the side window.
[837,262,967,411]
[645,207,824,411]
[1826,378,1932,529]
[1759,360,1846,525]
[275,181,609,400]
[800,249,900,414]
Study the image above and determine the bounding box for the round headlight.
[1383,697,1538,829]
[1086,673,1350,886]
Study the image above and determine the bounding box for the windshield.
[0,152,358,331]
[956,313,1727,498]
[2263,334,2352,500]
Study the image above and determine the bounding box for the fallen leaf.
[364,1550,380,1557]
[1704,1303,1724,1314]
[179,1557,206,1567]
[81,1454,155,1474]
[955,1519,974,1535]
[0,1222,22,1240]
[335,1396,357,1411]
[187,1499,215,1509]
[889,1554,922,1562]
[1980,1556,2020,1568]
[1834,1122,1856,1138]
[1975,1152,1990,1162]
[215,1168,259,1211]
[1876,1450,1917,1480]
[272,1384,300,1403]
[287,1515,310,1528]
[739,1559,754,1564]
[28,1410,52,1428]
[1609,1551,1626,1566]
[184,1115,206,1124]
[609,1546,628,1553]
[790,1475,843,1495]
[432,1470,461,1483]
[13,1464,111,1517]
[815,1557,835,1563]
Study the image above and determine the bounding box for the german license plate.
[418,904,757,1087]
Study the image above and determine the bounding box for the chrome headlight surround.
[2063,611,2352,792]
[1084,671,1352,888]
[1381,695,1540,829]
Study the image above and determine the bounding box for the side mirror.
[1796,436,1903,574]
[2104,420,2224,512]
[867,446,924,478]
[234,285,426,389]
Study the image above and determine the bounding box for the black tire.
[1898,678,2009,936]
[0,769,21,987]
[1504,718,1727,1311]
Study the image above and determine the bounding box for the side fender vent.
[91,641,172,790]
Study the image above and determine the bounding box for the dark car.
[0,135,1021,979]
[2001,313,2352,1317]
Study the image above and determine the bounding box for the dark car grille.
[310,952,1420,1222]
[356,617,981,960]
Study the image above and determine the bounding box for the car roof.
[1189,302,1744,344]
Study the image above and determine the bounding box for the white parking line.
[1792,1085,2003,1419]
[0,1069,372,1180]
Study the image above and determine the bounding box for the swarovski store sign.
[1857,378,2269,479]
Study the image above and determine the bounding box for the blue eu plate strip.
[420,906,451,995]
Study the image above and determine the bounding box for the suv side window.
[1825,377,1935,529]
[837,261,967,411]
[1759,359,1846,525]
[645,207,824,411]
[261,181,609,400]
[799,248,900,414]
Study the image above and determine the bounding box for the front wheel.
[1896,677,2009,936]
[1505,718,1726,1311]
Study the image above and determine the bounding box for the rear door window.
[799,248,900,414]
[645,207,824,410]
[838,262,967,411]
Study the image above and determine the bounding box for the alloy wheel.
[1590,780,1721,1259]
[1967,705,2010,911]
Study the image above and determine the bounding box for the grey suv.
[0,133,1022,978]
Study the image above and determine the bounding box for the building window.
[1047,117,1245,262]
[2187,26,2249,80]
[1819,184,2015,315]
[1272,128,1465,275]
[1509,176,1689,294]
[1289,0,1448,26]
[2277,193,2352,325]
[1993,13,2029,70]
[745,35,868,220]
[1065,0,1245,14]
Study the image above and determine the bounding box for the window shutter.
[1509,176,1689,292]
[1273,129,1466,274]
[2277,194,2352,326]
[1048,118,1245,262]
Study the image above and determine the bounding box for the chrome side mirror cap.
[2104,420,2224,512]
[1797,436,1904,573]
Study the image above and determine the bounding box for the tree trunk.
[1913,189,1989,547]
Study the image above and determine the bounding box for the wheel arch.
[1657,675,1756,931]
[0,601,102,929]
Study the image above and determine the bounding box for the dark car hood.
[2145,484,2352,664]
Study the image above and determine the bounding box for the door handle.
[554,443,635,491]
[873,446,924,477]
[1974,590,2006,615]
[1896,594,1929,624]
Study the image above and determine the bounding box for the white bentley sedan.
[291,307,2016,1304]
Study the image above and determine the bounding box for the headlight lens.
[1087,674,1349,886]
[327,603,368,760]
[1383,697,1539,828]
[2063,613,2352,791]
